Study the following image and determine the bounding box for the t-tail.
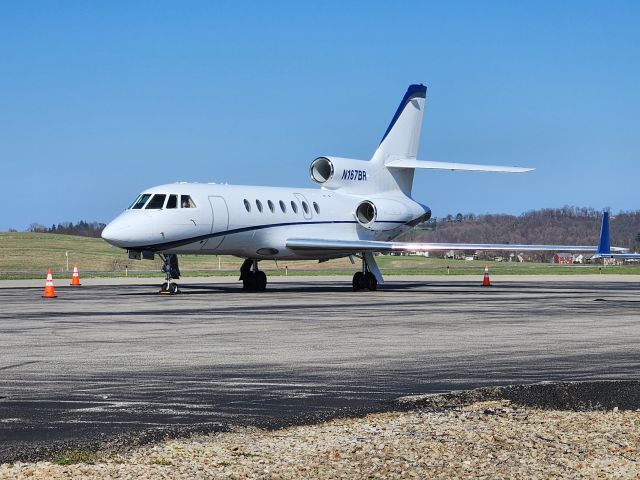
[309,83,534,196]
[373,84,534,196]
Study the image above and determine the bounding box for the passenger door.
[201,196,229,250]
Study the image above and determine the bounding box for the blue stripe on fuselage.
[128,219,407,251]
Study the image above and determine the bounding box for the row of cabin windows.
[243,199,320,215]
[129,193,196,210]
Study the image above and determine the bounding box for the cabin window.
[244,199,251,212]
[279,200,286,213]
[166,195,178,209]
[145,194,166,209]
[131,194,151,210]
[267,200,275,213]
[313,202,320,214]
[256,200,263,212]
[302,201,309,215]
[290,201,298,214]
[181,195,196,208]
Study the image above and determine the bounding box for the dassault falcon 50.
[102,84,609,293]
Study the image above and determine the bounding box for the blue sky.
[1,1,639,231]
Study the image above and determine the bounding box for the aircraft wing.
[595,252,640,259]
[288,211,630,256]
[286,238,601,254]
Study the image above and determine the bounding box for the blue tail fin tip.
[597,210,611,255]
[380,84,427,144]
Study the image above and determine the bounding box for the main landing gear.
[159,254,181,295]
[240,258,267,291]
[353,270,378,291]
[352,252,383,291]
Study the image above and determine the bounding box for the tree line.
[27,221,106,238]
[401,206,640,258]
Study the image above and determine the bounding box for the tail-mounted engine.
[354,198,431,231]
[310,156,372,190]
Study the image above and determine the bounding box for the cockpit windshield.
[130,194,151,209]
[145,194,166,209]
[129,193,194,210]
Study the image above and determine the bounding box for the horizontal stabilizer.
[385,158,533,173]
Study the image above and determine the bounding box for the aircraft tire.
[242,272,266,291]
[169,283,180,295]
[352,272,364,291]
[160,282,169,293]
[364,272,377,291]
[256,271,267,291]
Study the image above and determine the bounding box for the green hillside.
[1,232,639,279]
[0,232,354,277]
[0,232,158,274]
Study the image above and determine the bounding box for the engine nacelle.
[309,157,373,190]
[355,198,430,231]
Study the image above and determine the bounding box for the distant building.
[553,253,574,264]
[389,251,429,257]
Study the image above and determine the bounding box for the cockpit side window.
[131,194,151,209]
[166,194,178,209]
[181,195,196,208]
[129,194,142,209]
[145,194,166,209]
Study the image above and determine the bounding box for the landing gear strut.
[240,258,267,291]
[159,254,181,295]
[352,253,381,291]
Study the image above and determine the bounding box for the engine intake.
[355,200,376,226]
[310,157,334,184]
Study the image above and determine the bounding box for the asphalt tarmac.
[1,275,639,462]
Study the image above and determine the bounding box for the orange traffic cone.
[70,265,82,286]
[482,265,491,287]
[42,269,57,298]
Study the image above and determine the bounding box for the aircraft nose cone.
[101,219,132,247]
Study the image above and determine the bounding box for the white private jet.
[102,84,607,293]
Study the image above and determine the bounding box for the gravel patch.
[2,381,640,479]
[2,401,639,479]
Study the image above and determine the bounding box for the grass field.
[1,232,639,279]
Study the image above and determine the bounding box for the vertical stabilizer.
[597,210,611,256]
[371,84,427,165]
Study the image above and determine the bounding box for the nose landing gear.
[240,258,267,291]
[159,254,181,295]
